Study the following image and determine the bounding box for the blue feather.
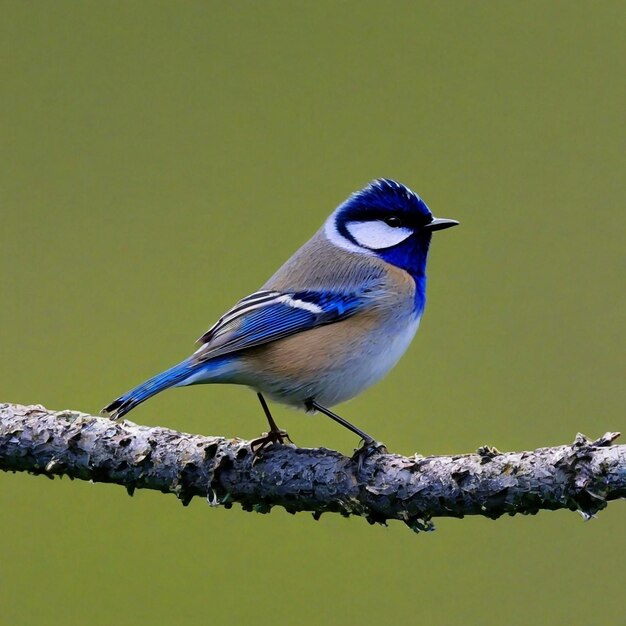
[194,290,364,362]
[103,290,365,418]
[102,359,197,419]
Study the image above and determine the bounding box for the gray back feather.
[262,227,385,293]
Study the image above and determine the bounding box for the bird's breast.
[238,306,421,407]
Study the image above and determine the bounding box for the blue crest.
[338,178,433,226]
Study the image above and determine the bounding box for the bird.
[103,178,458,462]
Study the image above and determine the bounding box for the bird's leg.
[250,393,292,456]
[305,400,387,471]
[306,399,373,440]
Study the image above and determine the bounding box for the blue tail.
[102,358,198,420]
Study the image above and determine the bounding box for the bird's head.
[325,178,458,278]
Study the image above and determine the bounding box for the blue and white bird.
[103,179,458,458]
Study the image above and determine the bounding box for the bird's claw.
[351,439,387,472]
[250,429,293,461]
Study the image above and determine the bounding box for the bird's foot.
[351,439,387,473]
[250,429,293,461]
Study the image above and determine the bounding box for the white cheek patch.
[345,220,413,250]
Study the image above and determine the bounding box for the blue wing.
[193,289,365,362]
[102,288,367,419]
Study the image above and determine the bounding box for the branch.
[1,403,624,532]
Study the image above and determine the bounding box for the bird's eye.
[384,216,403,228]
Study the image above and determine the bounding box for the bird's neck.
[379,238,430,279]
[412,273,427,314]
[378,236,430,312]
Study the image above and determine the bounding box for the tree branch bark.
[1,402,624,532]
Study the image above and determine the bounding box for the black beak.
[424,217,459,232]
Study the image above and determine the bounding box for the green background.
[1,2,624,625]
